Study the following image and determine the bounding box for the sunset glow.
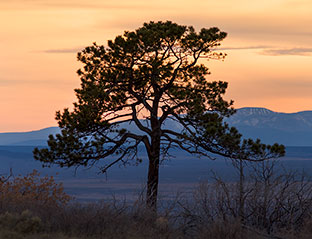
[1,0,312,132]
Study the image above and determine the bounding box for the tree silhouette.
[33,21,285,209]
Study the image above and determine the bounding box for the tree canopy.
[33,21,285,209]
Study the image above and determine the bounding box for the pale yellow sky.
[0,0,312,132]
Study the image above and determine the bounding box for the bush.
[2,162,312,238]
[0,210,42,235]
[178,159,312,238]
[0,170,71,213]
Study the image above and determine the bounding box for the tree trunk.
[146,133,161,210]
[146,92,161,210]
[146,154,160,210]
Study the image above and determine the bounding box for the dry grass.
[0,199,312,239]
[2,164,312,238]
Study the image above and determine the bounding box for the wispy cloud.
[0,79,74,86]
[42,47,83,54]
[2,0,155,10]
[0,79,21,86]
[218,45,271,51]
[218,45,312,56]
[261,48,312,56]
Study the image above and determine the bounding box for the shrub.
[0,210,42,235]
[0,170,71,213]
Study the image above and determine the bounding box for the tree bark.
[146,120,161,210]
[145,88,162,210]
[146,152,160,210]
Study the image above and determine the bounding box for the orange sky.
[1,0,312,132]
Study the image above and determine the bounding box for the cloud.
[42,47,83,54]
[0,79,21,86]
[3,0,155,10]
[0,79,75,86]
[261,48,312,56]
[216,45,312,57]
[218,45,271,51]
[268,79,312,89]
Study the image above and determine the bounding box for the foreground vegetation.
[1,160,312,239]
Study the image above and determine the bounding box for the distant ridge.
[236,107,275,115]
[0,127,60,146]
[226,107,312,146]
[236,107,312,115]
[1,107,312,146]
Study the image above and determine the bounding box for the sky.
[0,0,312,132]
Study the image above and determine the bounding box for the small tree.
[33,21,284,210]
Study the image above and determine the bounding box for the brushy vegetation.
[1,162,312,239]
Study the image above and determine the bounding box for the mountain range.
[225,107,312,146]
[1,107,312,146]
